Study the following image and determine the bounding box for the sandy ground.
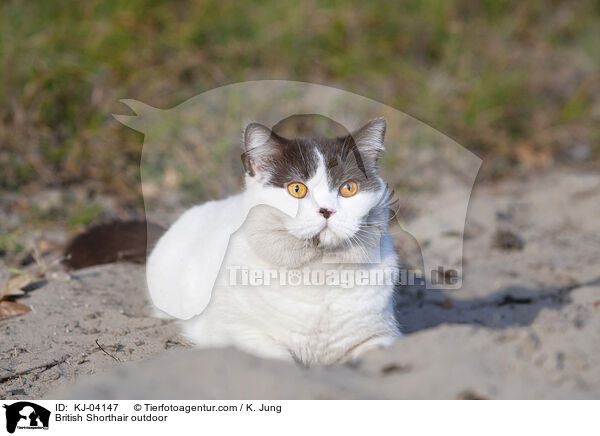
[1,168,599,399]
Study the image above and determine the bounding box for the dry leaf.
[456,390,489,400]
[0,301,31,319]
[0,274,34,301]
[37,238,63,254]
[436,298,454,309]
[163,167,181,189]
[515,141,553,168]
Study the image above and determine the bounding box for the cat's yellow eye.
[339,181,358,197]
[287,182,308,198]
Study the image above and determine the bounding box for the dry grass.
[1,0,599,204]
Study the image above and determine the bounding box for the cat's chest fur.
[190,223,399,365]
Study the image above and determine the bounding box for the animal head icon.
[115,81,481,319]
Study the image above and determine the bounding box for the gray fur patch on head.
[242,122,320,183]
[241,118,387,192]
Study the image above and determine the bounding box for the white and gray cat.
[147,117,401,366]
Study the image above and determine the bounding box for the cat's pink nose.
[318,208,335,219]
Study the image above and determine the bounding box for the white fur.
[147,150,401,366]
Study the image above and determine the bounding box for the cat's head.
[241,118,389,252]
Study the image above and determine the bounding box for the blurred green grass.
[1,0,599,202]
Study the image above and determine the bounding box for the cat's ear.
[241,122,282,177]
[350,117,386,161]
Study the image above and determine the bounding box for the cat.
[146,117,401,366]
